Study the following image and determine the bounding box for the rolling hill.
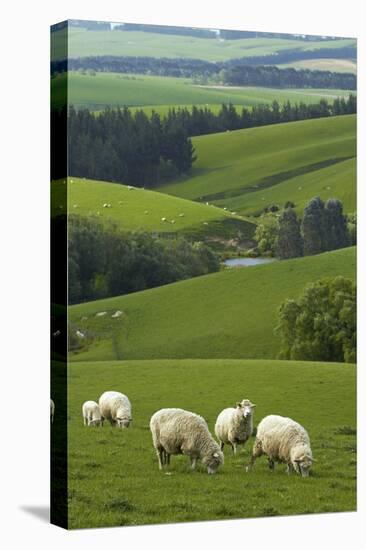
[52,27,356,62]
[159,115,356,215]
[51,71,355,111]
[52,177,255,241]
[69,246,356,362]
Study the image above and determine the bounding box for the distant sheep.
[82,401,103,427]
[161,217,167,222]
[246,415,315,477]
[75,330,85,339]
[150,408,224,474]
[50,399,55,424]
[96,311,107,317]
[99,391,132,428]
[215,399,256,454]
[111,310,123,318]
[179,213,185,217]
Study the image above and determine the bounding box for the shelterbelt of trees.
[58,95,356,187]
[51,56,356,89]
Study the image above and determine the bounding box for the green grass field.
[62,358,356,528]
[51,72,355,111]
[52,177,255,241]
[52,27,356,62]
[69,247,356,362]
[159,115,356,215]
[278,58,357,74]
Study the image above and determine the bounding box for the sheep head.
[236,399,256,419]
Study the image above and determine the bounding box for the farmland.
[53,177,254,240]
[52,27,356,62]
[63,358,356,528]
[159,115,356,215]
[51,71,355,111]
[278,58,357,74]
[69,247,356,362]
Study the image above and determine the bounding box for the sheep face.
[294,455,313,477]
[237,400,256,419]
[116,417,131,428]
[202,451,224,474]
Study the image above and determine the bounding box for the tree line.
[255,197,355,260]
[66,96,356,187]
[51,56,356,89]
[69,217,220,304]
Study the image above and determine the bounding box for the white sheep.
[76,330,85,339]
[246,414,315,477]
[150,408,224,474]
[215,399,256,454]
[161,217,167,222]
[99,391,132,428]
[50,399,55,424]
[111,310,123,318]
[96,311,107,317]
[82,401,103,427]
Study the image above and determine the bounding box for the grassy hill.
[69,246,356,362]
[159,115,356,215]
[51,71,355,111]
[52,177,254,241]
[62,358,356,528]
[52,27,356,62]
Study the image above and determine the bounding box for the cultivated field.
[52,27,356,62]
[53,177,254,240]
[159,115,356,215]
[278,58,357,74]
[51,72,355,111]
[69,247,356,362]
[63,358,356,528]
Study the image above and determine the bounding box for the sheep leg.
[83,416,87,426]
[268,458,275,471]
[232,443,237,455]
[190,456,197,470]
[157,448,164,470]
[166,453,171,466]
[246,438,263,472]
[220,442,224,451]
[286,464,293,475]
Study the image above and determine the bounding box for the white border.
[1,1,364,548]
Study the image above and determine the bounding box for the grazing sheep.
[99,391,132,428]
[75,330,85,339]
[82,401,103,427]
[150,408,224,474]
[96,311,107,317]
[50,399,55,424]
[215,399,256,454]
[111,310,123,318]
[161,217,167,222]
[246,415,315,477]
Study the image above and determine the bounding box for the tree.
[324,199,349,251]
[301,196,327,255]
[276,276,356,363]
[276,207,303,259]
[254,213,279,256]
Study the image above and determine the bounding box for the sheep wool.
[247,414,314,477]
[150,408,224,474]
[99,391,132,428]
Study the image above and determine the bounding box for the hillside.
[69,246,356,362]
[52,177,255,240]
[51,72,355,111]
[159,115,356,215]
[52,28,356,62]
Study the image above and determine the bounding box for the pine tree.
[301,197,327,256]
[324,199,349,251]
[276,207,303,259]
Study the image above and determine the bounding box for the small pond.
[224,257,277,267]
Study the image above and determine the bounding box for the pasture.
[69,247,356,362]
[52,177,255,240]
[64,358,356,528]
[51,71,355,111]
[53,27,356,62]
[159,115,356,215]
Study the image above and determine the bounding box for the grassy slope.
[278,58,357,74]
[54,177,254,240]
[63,358,356,528]
[69,247,356,362]
[55,28,356,61]
[51,72,355,110]
[159,115,356,214]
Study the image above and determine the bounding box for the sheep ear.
[251,403,257,408]
[236,402,242,408]
[311,458,317,462]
